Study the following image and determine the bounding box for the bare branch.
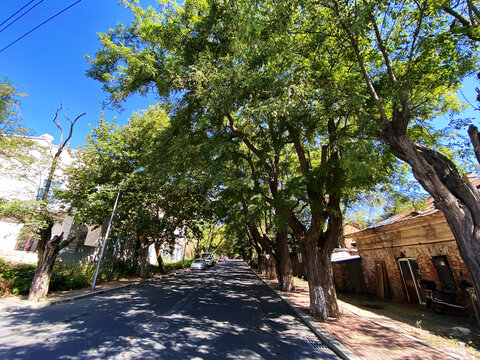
[444,5,472,27]
[443,3,480,40]
[370,11,406,105]
[335,6,389,125]
[62,112,86,149]
[52,104,63,144]
[467,0,480,21]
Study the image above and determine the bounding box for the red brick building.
[346,198,472,304]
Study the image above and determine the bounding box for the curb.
[0,270,188,313]
[249,266,360,360]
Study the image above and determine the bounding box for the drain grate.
[306,339,328,349]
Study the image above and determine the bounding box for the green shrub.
[161,259,193,273]
[0,257,191,296]
[0,258,140,295]
[0,258,35,295]
[98,261,138,282]
[49,263,92,292]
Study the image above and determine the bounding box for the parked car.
[201,253,215,267]
[190,259,207,270]
[205,256,215,267]
[218,257,225,263]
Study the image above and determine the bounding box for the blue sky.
[1,0,479,149]
[0,0,158,147]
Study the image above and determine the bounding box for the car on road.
[204,256,215,267]
[218,257,225,262]
[190,259,207,270]
[201,253,215,267]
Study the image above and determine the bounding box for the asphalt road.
[0,260,339,359]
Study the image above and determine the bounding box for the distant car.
[218,257,225,262]
[190,259,207,270]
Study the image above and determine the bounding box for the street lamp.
[91,168,145,290]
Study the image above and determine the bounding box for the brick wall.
[332,262,352,291]
[350,212,472,302]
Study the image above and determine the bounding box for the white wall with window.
[0,134,81,262]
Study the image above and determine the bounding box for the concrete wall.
[0,219,22,253]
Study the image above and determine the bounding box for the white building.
[0,134,99,263]
[0,133,187,266]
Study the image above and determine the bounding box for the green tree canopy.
[0,78,32,161]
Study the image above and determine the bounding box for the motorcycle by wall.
[419,279,471,314]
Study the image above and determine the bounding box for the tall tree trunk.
[35,222,53,270]
[287,191,343,318]
[240,194,295,290]
[28,226,75,301]
[251,220,294,290]
[468,125,480,164]
[137,233,150,279]
[275,229,295,291]
[154,241,166,274]
[389,134,480,301]
[28,108,84,301]
[264,254,277,280]
[301,234,339,319]
[258,252,268,275]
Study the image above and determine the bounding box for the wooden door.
[375,261,389,299]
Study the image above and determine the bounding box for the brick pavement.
[263,277,478,360]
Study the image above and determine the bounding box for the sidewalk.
[261,276,480,360]
[0,275,164,312]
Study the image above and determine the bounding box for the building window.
[431,255,457,291]
[37,180,62,203]
[14,235,36,252]
[71,224,88,251]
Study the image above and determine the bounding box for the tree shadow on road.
[0,262,337,359]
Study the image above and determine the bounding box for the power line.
[0,0,37,28]
[0,0,84,54]
[0,0,45,33]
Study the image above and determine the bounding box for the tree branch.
[226,114,270,169]
[468,124,480,164]
[62,111,86,149]
[370,12,404,103]
[334,4,389,125]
